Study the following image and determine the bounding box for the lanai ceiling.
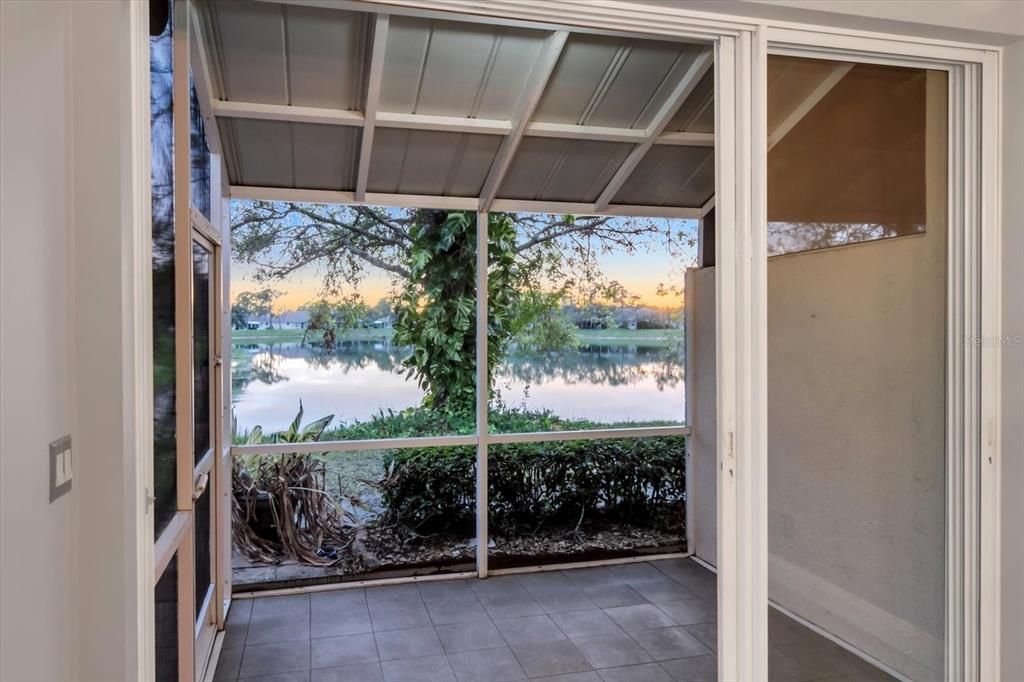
[192,1,856,219]
[192,0,717,217]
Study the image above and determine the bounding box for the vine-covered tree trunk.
[392,210,522,415]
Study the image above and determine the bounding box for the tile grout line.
[236,558,893,682]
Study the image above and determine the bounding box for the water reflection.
[232,340,685,431]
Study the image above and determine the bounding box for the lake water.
[231,338,686,432]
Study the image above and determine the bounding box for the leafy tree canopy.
[233,287,280,320]
[299,295,367,349]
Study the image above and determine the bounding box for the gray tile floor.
[214,558,894,682]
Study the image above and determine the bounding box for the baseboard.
[768,553,943,681]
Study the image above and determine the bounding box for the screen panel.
[229,207,476,438]
[487,436,686,570]
[486,212,695,434]
[151,0,177,536]
[194,486,212,618]
[193,239,212,463]
[155,554,179,682]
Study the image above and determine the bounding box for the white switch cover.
[49,435,72,502]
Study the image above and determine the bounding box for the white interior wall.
[1,2,144,680]
[0,3,79,680]
[69,2,148,679]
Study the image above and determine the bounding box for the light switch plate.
[49,435,72,502]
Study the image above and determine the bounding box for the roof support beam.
[355,14,390,201]
[658,131,715,147]
[701,194,715,217]
[767,62,852,151]
[490,198,702,219]
[212,99,364,126]
[594,49,713,212]
[478,30,569,211]
[525,121,646,143]
[377,111,511,135]
[210,99,713,146]
[230,185,702,219]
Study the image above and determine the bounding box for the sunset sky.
[231,214,698,312]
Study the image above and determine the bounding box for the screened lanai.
[191,0,916,587]
[195,0,725,590]
[190,0,926,581]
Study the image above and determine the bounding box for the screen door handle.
[193,472,209,500]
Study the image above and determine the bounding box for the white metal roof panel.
[380,16,546,119]
[283,5,368,110]
[533,35,706,130]
[666,70,714,133]
[367,129,501,197]
[201,2,719,214]
[498,138,632,203]
[208,1,288,104]
[612,145,714,207]
[220,118,359,190]
[208,1,368,109]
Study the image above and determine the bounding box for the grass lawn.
[231,327,395,343]
[575,328,681,343]
[231,326,681,345]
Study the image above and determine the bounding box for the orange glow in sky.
[231,215,696,312]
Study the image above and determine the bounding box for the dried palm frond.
[231,403,356,565]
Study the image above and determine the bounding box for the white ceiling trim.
[478,30,569,211]
[355,14,390,201]
[230,184,703,219]
[252,0,745,41]
[594,49,714,211]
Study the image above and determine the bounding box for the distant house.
[371,315,393,329]
[245,314,272,330]
[278,310,310,330]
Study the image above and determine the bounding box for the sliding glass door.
[753,28,999,680]
[763,53,949,681]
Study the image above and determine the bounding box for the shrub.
[379,436,685,536]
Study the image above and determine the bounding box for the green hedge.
[379,436,685,535]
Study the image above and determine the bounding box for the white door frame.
[124,2,1004,680]
[713,27,770,682]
